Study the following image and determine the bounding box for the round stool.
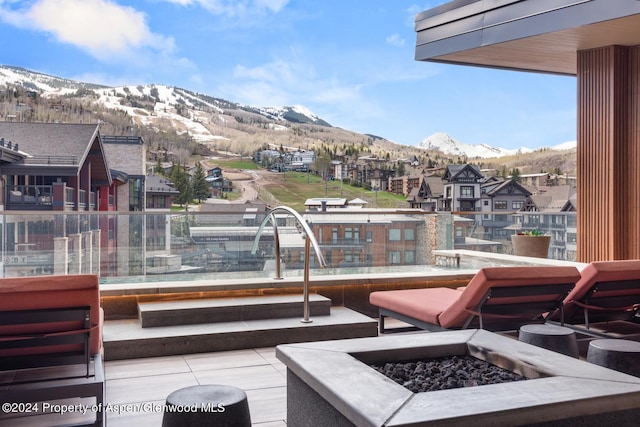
[162,384,251,427]
[587,339,640,377]
[518,324,580,358]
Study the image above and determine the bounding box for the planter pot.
[511,235,551,258]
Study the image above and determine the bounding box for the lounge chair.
[555,260,640,336]
[0,274,105,426]
[369,266,581,333]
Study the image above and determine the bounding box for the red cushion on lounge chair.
[0,274,102,355]
[562,260,640,322]
[438,266,581,328]
[370,287,462,325]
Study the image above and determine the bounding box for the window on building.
[388,228,401,241]
[494,201,507,209]
[527,215,540,226]
[345,228,353,241]
[512,200,523,210]
[461,186,474,197]
[405,250,415,264]
[388,251,401,264]
[344,251,361,264]
[484,200,489,206]
[344,227,360,243]
[404,228,415,241]
[129,178,144,211]
[366,230,373,243]
[332,228,338,244]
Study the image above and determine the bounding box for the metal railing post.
[301,233,312,323]
[252,206,326,323]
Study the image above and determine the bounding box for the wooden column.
[577,46,640,261]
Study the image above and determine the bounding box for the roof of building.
[348,198,368,206]
[146,174,179,195]
[530,184,576,211]
[198,200,268,214]
[415,0,640,75]
[0,122,111,184]
[443,164,482,182]
[482,179,532,197]
[304,211,423,224]
[102,135,144,145]
[304,198,348,207]
[424,176,444,196]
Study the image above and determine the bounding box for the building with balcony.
[407,176,444,211]
[442,164,483,212]
[0,123,122,276]
[0,122,115,212]
[145,175,179,211]
[303,210,425,269]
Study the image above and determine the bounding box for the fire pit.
[371,355,526,393]
[276,330,640,426]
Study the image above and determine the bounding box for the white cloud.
[160,0,289,16]
[386,33,405,47]
[220,58,359,108]
[233,60,297,84]
[254,0,288,13]
[0,0,175,61]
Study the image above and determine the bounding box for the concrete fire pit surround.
[276,330,640,426]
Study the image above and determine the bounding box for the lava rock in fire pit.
[370,355,526,393]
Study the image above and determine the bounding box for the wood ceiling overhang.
[415,0,640,75]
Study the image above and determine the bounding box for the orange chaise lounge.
[556,259,640,336]
[0,274,105,426]
[369,266,582,333]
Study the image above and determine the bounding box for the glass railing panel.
[457,211,576,261]
[0,209,576,280]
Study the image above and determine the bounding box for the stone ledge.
[277,330,640,426]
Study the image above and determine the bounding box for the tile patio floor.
[104,347,287,426]
[2,319,415,426]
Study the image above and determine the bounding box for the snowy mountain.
[1,65,576,159]
[418,132,576,159]
[0,65,330,142]
[0,65,106,93]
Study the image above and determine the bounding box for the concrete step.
[103,306,379,360]
[138,294,332,328]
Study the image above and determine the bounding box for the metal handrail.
[251,206,327,323]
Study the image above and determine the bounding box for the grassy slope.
[211,158,406,211]
[262,172,406,211]
[204,148,577,211]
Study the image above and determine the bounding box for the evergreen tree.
[510,167,521,182]
[169,164,193,207]
[192,162,210,202]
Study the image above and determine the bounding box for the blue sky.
[0,0,576,149]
